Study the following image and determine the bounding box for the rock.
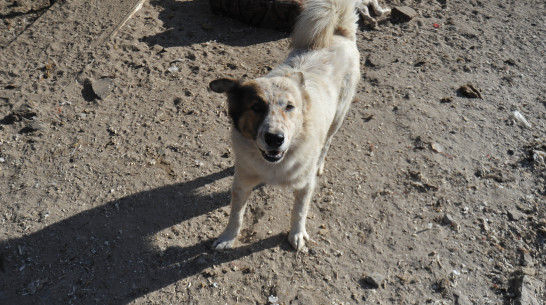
[0,104,37,125]
[391,6,418,22]
[361,273,385,289]
[20,120,44,134]
[443,213,455,225]
[268,295,279,304]
[442,214,459,230]
[457,84,482,99]
[453,291,472,305]
[512,276,541,305]
[91,78,115,100]
[508,209,525,221]
[520,266,536,276]
[520,252,534,267]
[431,142,445,153]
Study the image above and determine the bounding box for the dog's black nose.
[264,132,284,148]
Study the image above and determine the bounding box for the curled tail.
[291,0,358,50]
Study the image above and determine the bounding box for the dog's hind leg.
[317,138,333,176]
[213,173,258,250]
[356,2,377,27]
[316,96,353,176]
[288,176,316,250]
[370,0,391,16]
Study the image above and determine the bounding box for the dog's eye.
[285,104,295,112]
[251,104,264,112]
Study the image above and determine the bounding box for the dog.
[209,0,360,251]
[357,0,391,27]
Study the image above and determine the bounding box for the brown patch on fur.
[334,26,353,40]
[300,89,312,130]
[226,80,269,139]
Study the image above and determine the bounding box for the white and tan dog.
[209,0,360,251]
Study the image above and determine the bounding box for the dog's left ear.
[209,78,238,93]
[288,72,305,87]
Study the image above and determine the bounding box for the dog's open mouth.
[260,150,285,163]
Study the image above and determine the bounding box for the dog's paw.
[377,8,391,17]
[288,230,309,251]
[212,237,236,251]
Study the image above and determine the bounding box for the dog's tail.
[291,0,358,50]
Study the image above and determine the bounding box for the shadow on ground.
[140,0,288,48]
[0,167,285,304]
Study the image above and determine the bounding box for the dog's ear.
[288,72,305,87]
[209,78,238,93]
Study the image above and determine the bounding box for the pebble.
[508,209,525,221]
[453,291,472,305]
[512,275,541,305]
[20,120,44,134]
[443,213,460,231]
[431,142,444,153]
[479,218,490,231]
[442,213,455,225]
[91,78,115,100]
[520,252,534,267]
[457,84,482,99]
[391,6,418,22]
[268,295,279,304]
[362,273,385,289]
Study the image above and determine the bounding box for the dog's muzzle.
[260,132,286,163]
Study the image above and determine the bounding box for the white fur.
[211,0,361,251]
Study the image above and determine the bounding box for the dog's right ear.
[209,78,238,93]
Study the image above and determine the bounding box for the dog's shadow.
[140,0,288,48]
[0,167,286,304]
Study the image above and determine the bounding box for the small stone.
[362,273,385,289]
[520,252,534,267]
[391,6,418,22]
[442,214,460,231]
[513,275,541,305]
[442,213,454,225]
[152,45,165,53]
[520,266,536,276]
[20,120,44,134]
[268,295,279,304]
[318,228,329,236]
[91,78,115,100]
[457,84,482,99]
[508,209,525,221]
[431,142,445,153]
[479,218,490,231]
[167,65,179,73]
[453,291,472,305]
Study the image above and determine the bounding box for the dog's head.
[210,73,306,164]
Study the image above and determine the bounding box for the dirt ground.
[0,0,544,304]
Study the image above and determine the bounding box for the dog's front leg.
[213,174,257,251]
[288,177,316,251]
